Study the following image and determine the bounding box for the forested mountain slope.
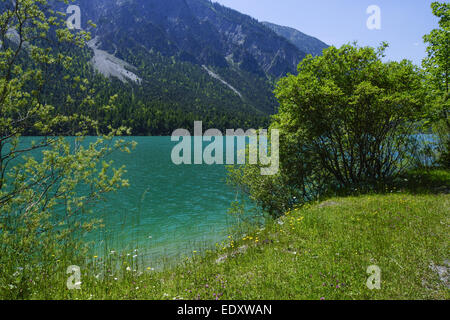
[26,0,328,134]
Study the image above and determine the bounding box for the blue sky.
[214,0,441,65]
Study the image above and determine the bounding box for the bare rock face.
[262,22,329,57]
[88,37,142,83]
[74,0,311,79]
[429,260,450,289]
[37,0,328,132]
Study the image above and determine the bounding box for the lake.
[9,134,435,266]
[88,136,244,263]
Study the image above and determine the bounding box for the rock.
[429,260,450,289]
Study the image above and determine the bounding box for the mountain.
[38,0,328,135]
[75,0,306,78]
[261,21,328,57]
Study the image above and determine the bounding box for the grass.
[2,170,449,300]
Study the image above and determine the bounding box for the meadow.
[4,170,447,300]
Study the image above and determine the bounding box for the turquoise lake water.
[11,135,435,265]
[89,136,242,262]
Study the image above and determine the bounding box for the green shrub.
[229,44,426,217]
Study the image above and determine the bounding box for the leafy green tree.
[229,44,426,217]
[0,0,133,298]
[423,1,450,167]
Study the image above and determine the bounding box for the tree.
[229,44,425,217]
[423,1,450,167]
[0,0,133,298]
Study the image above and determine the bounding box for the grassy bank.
[3,170,449,300]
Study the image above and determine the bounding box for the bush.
[0,0,133,298]
[422,2,450,168]
[229,44,426,217]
